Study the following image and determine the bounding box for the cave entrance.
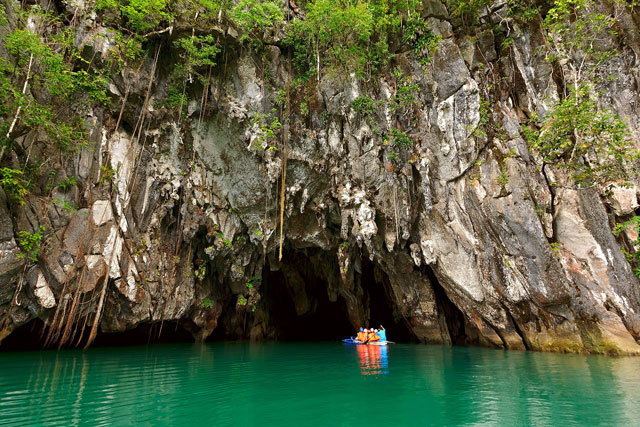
[92,321,194,347]
[0,319,48,351]
[0,319,194,351]
[262,249,354,340]
[422,265,468,346]
[261,248,415,342]
[358,257,416,342]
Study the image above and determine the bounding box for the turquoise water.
[1,343,639,426]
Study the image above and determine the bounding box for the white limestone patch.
[34,272,56,309]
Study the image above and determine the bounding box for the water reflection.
[2,343,640,426]
[357,345,388,375]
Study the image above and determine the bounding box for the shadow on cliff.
[1,319,195,351]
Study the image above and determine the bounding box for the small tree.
[526,0,637,193]
[525,86,634,187]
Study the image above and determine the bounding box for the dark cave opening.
[2,250,437,349]
[259,248,415,342]
[423,266,468,346]
[261,250,355,341]
[92,321,194,347]
[1,318,48,351]
[0,318,194,351]
[358,257,416,342]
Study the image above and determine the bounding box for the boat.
[342,338,390,346]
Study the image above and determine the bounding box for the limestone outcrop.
[1,0,640,355]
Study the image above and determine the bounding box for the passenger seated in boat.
[355,328,366,342]
[367,329,380,343]
[377,326,387,342]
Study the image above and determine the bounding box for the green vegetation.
[403,16,442,65]
[230,0,284,42]
[497,168,509,186]
[201,297,213,308]
[389,69,419,116]
[285,0,439,80]
[523,0,638,191]
[525,87,634,186]
[53,198,78,212]
[390,129,413,149]
[250,110,282,151]
[174,35,220,83]
[352,97,376,118]
[613,216,640,278]
[17,225,46,263]
[0,168,29,204]
[446,0,492,26]
[216,232,233,248]
[57,176,79,192]
[194,263,207,280]
[245,275,261,290]
[96,0,173,33]
[0,1,442,206]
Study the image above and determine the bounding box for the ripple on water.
[1,343,640,426]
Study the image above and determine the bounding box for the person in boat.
[377,325,387,342]
[355,328,366,342]
[367,328,380,343]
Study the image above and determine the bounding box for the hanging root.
[0,265,28,343]
[278,64,292,262]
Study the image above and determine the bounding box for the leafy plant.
[230,0,284,42]
[390,128,413,149]
[352,96,376,117]
[402,16,441,65]
[389,70,419,115]
[250,110,282,151]
[97,0,172,33]
[497,168,509,186]
[201,297,213,308]
[506,0,539,23]
[0,168,29,204]
[17,225,46,263]
[216,232,233,248]
[100,165,117,184]
[446,0,492,26]
[173,34,220,83]
[245,275,262,289]
[613,216,640,278]
[525,86,635,186]
[53,198,77,212]
[58,176,79,192]
[195,263,207,280]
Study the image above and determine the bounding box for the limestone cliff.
[1,0,640,354]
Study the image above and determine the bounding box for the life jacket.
[356,331,366,342]
[368,331,380,341]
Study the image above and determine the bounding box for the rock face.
[1,0,640,355]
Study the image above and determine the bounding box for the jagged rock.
[2,0,640,355]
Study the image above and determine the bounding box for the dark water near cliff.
[1,343,639,426]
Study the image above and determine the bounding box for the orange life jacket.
[356,331,365,341]
[368,331,380,342]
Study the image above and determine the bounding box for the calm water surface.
[1,342,639,426]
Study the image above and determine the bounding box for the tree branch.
[0,52,34,164]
